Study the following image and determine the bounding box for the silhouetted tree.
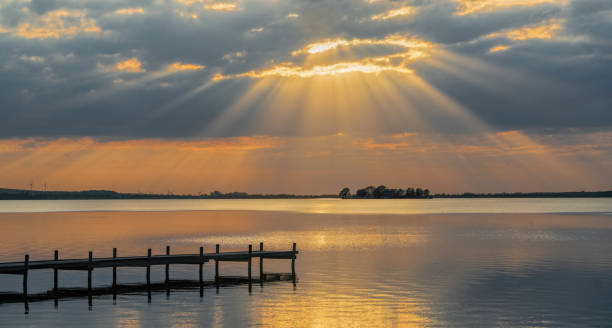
[348,185,431,199]
[374,185,387,198]
[339,187,351,199]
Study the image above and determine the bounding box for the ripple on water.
[1,211,612,327]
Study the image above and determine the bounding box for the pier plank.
[0,250,298,273]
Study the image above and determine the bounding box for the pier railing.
[0,243,298,308]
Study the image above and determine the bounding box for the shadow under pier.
[0,272,297,305]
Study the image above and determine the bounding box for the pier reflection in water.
[0,205,612,327]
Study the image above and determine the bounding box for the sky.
[0,0,611,194]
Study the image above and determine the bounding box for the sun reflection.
[317,234,327,246]
[254,291,433,328]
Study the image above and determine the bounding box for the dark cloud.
[29,0,59,14]
[0,0,611,139]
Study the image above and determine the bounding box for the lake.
[1,198,611,327]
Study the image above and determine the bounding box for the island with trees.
[339,186,432,199]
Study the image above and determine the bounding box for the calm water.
[1,198,612,214]
[1,199,611,327]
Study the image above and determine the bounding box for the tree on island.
[339,187,351,199]
[342,185,431,199]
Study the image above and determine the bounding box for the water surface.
[0,199,611,327]
[1,198,611,214]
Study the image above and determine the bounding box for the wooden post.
[291,243,296,277]
[199,246,204,284]
[112,248,117,289]
[147,248,151,301]
[248,244,252,286]
[215,244,219,283]
[88,251,93,307]
[146,248,151,288]
[23,254,29,298]
[165,246,170,284]
[87,251,93,292]
[53,250,59,292]
[259,242,264,281]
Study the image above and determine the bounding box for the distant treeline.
[434,191,612,198]
[2,187,611,200]
[339,186,432,199]
[0,188,336,200]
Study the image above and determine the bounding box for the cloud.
[215,34,433,80]
[0,0,611,142]
[204,2,239,12]
[223,51,247,63]
[291,35,433,56]
[174,0,240,18]
[453,0,569,16]
[214,62,414,80]
[371,6,415,21]
[0,9,101,39]
[114,8,145,16]
[488,45,510,53]
[167,62,206,72]
[115,58,145,73]
[248,27,264,33]
[19,55,45,62]
[486,19,564,40]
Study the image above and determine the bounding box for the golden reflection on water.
[1,211,611,258]
[114,309,141,328]
[178,228,429,252]
[252,292,433,328]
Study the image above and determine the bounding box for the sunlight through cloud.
[115,8,145,15]
[167,62,206,72]
[371,6,415,21]
[204,2,239,11]
[489,45,510,53]
[486,19,564,40]
[0,9,101,39]
[115,58,146,73]
[454,0,569,16]
[215,35,434,80]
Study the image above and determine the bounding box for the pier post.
[259,242,264,282]
[215,244,219,283]
[291,243,296,277]
[165,246,170,283]
[146,248,151,288]
[112,248,117,289]
[199,246,204,284]
[249,245,253,285]
[88,251,93,307]
[87,251,93,292]
[53,250,59,292]
[23,254,29,298]
[248,244,252,287]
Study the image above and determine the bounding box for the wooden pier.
[0,243,298,308]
